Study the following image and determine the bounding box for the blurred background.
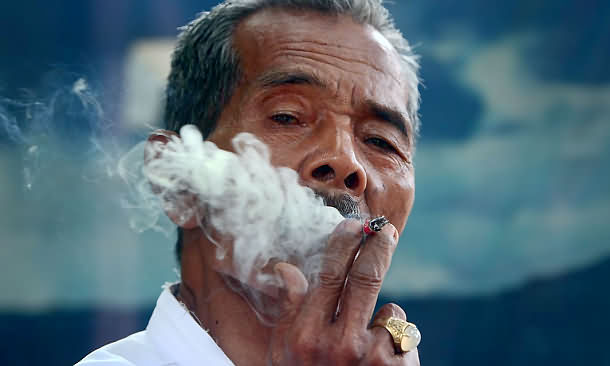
[1,0,609,365]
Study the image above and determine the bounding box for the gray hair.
[164,0,420,263]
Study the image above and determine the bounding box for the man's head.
[163,0,420,264]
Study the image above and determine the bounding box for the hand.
[269,219,420,365]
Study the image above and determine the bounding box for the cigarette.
[363,216,390,235]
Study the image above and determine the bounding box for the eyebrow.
[255,69,411,143]
[255,69,327,89]
[366,101,412,143]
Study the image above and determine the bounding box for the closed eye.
[365,137,398,153]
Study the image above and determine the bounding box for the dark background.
[1,1,609,365]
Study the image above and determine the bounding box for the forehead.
[233,8,408,109]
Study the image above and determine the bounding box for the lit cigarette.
[363,216,390,235]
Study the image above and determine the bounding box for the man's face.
[207,8,415,234]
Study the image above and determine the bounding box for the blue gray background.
[0,1,609,365]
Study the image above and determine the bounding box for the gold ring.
[372,317,421,353]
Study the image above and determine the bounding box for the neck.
[177,231,273,366]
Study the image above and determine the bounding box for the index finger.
[299,219,363,323]
[340,223,399,328]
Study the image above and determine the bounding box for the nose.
[301,131,367,196]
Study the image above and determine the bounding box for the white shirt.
[76,284,235,365]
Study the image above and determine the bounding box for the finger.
[368,304,420,364]
[371,302,407,327]
[366,346,420,366]
[302,219,363,323]
[274,262,309,325]
[404,348,421,365]
[369,303,407,354]
[341,223,399,327]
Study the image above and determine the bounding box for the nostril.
[344,172,359,190]
[312,164,335,181]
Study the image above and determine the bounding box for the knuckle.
[364,343,395,366]
[318,270,347,289]
[348,269,384,292]
[369,230,398,252]
[292,332,321,358]
[384,302,406,319]
[329,219,362,244]
[335,337,365,363]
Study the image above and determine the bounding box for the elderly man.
[77,0,421,365]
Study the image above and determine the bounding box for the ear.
[145,129,199,230]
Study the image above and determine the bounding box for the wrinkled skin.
[165,8,419,366]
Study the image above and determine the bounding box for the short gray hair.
[164,0,420,263]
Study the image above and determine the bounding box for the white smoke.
[120,125,345,299]
[2,78,352,314]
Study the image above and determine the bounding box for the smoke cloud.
[119,125,354,320]
[1,78,358,321]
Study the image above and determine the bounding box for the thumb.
[274,262,308,321]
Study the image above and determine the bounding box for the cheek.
[367,170,415,234]
[268,145,301,169]
[235,111,310,168]
[388,184,415,234]
[208,116,310,174]
[257,128,314,169]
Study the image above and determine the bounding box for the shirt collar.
[145,283,235,365]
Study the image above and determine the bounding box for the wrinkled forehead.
[233,8,407,97]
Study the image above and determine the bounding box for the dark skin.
[155,8,419,366]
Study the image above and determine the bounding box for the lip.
[321,202,372,222]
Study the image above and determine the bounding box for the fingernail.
[390,224,399,242]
